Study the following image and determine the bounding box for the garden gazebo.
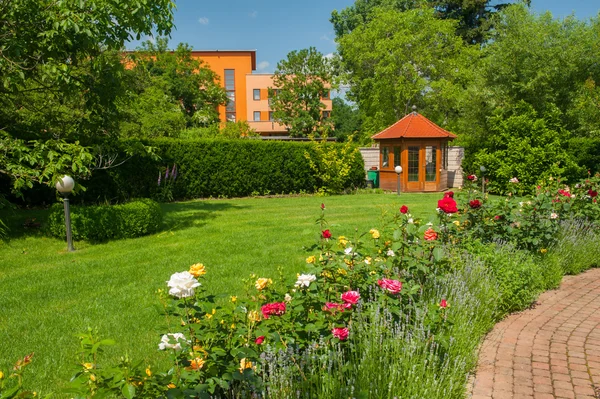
[372,108,457,192]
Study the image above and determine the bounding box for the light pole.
[56,175,75,252]
[480,166,486,195]
[395,165,403,195]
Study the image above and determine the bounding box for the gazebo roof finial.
[412,105,417,114]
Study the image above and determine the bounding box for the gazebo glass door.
[404,143,439,191]
[423,145,438,191]
[406,145,422,191]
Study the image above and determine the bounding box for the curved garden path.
[470,268,600,399]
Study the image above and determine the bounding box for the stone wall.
[448,146,464,188]
[358,146,379,172]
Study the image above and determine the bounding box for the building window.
[225,69,235,121]
[393,147,401,167]
[321,90,330,99]
[253,89,260,101]
[408,146,419,182]
[322,111,331,119]
[382,147,389,168]
[269,111,274,121]
[253,111,261,121]
[425,146,437,182]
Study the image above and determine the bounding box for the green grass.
[0,192,440,394]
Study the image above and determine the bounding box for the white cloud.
[321,34,332,42]
[257,61,270,71]
[198,17,209,25]
[249,10,258,18]
[324,53,334,59]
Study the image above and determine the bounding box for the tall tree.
[270,47,333,137]
[331,0,527,44]
[120,38,227,138]
[0,0,175,195]
[337,7,476,135]
[330,97,363,143]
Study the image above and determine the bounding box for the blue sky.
[128,0,600,73]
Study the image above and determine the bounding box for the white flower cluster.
[167,271,201,299]
[294,274,317,288]
[158,333,188,351]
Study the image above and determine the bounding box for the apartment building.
[186,50,333,136]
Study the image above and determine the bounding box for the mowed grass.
[0,192,440,394]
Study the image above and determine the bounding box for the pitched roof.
[371,112,457,140]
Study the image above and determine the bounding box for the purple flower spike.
[165,166,169,179]
[158,171,162,186]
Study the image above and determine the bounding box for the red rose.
[444,191,454,198]
[469,199,482,209]
[322,229,332,239]
[467,174,477,181]
[400,205,409,214]
[558,189,570,197]
[341,290,360,305]
[589,190,598,198]
[437,197,458,214]
[321,203,326,210]
[332,327,349,341]
[261,302,286,319]
[424,228,438,241]
[324,302,350,312]
[439,299,448,308]
[494,215,501,220]
[378,278,403,294]
[255,336,265,345]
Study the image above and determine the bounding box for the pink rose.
[332,327,349,341]
[261,302,286,319]
[424,228,438,241]
[377,278,402,294]
[439,299,448,308]
[341,290,360,305]
[255,336,265,345]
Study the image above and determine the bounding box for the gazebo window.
[382,147,389,167]
[393,147,401,167]
[408,146,419,182]
[426,146,437,182]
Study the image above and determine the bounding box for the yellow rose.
[189,263,206,277]
[0,371,4,379]
[248,310,261,323]
[306,255,316,264]
[145,367,152,377]
[167,383,177,389]
[540,248,548,254]
[83,363,94,370]
[338,236,349,247]
[187,357,205,370]
[255,278,272,291]
[230,295,237,303]
[337,268,347,276]
[239,358,253,372]
[369,229,380,239]
[453,221,460,227]
[90,374,96,382]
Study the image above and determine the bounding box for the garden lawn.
[0,192,439,395]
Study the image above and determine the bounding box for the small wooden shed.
[372,109,457,192]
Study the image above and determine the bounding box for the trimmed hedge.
[64,139,365,204]
[47,198,162,241]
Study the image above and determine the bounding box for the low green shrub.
[550,220,600,275]
[47,198,162,241]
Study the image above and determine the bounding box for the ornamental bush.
[46,198,162,241]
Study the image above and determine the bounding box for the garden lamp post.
[480,166,487,195]
[56,175,75,252]
[395,165,403,195]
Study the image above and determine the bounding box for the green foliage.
[330,98,363,143]
[304,136,365,194]
[336,7,476,135]
[270,47,333,137]
[47,198,162,241]
[119,38,228,138]
[463,104,581,194]
[549,220,600,275]
[331,0,522,44]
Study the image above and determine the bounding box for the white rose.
[550,212,559,220]
[285,293,293,302]
[294,274,317,288]
[167,271,201,299]
[407,218,414,224]
[158,333,188,351]
[387,249,395,257]
[344,247,354,255]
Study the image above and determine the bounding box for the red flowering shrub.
[444,191,454,198]
[469,199,482,209]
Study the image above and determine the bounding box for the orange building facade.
[188,50,332,136]
[189,50,257,125]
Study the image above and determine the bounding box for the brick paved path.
[470,268,600,399]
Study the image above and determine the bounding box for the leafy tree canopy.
[270,47,333,138]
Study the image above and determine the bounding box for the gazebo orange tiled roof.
[371,109,457,192]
